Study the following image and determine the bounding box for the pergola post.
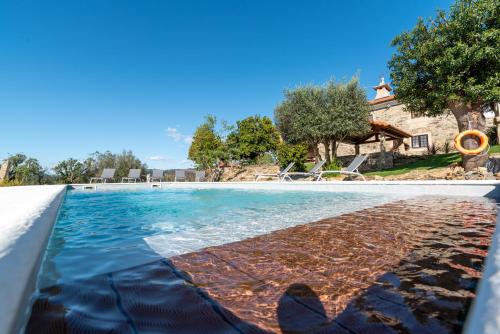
[378,133,386,170]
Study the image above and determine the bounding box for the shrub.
[323,159,343,172]
[427,143,440,155]
[486,126,497,145]
[442,140,452,154]
[276,143,307,172]
[226,115,280,163]
[255,153,276,165]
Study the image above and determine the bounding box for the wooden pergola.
[342,120,412,169]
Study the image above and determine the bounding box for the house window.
[412,134,429,148]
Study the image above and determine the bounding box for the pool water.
[37,189,400,287]
[27,194,497,334]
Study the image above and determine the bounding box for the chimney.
[373,76,392,100]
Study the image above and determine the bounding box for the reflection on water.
[39,189,399,286]
[27,196,496,333]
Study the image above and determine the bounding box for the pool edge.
[0,185,67,334]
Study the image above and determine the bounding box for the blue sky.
[0,0,453,169]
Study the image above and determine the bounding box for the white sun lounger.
[174,170,186,182]
[255,162,295,182]
[283,160,326,181]
[150,169,164,182]
[122,169,141,183]
[316,155,367,181]
[195,171,207,182]
[90,168,116,183]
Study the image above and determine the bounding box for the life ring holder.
[454,130,489,155]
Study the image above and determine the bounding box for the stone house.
[335,78,494,157]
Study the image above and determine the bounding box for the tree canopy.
[275,78,370,164]
[389,0,499,116]
[388,0,499,170]
[188,115,226,178]
[53,158,88,184]
[52,151,147,184]
[5,153,45,185]
[226,115,280,162]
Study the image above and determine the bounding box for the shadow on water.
[26,238,486,334]
[274,237,489,334]
[277,284,328,334]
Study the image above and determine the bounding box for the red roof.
[368,95,397,105]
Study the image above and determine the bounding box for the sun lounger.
[150,169,164,182]
[255,162,295,182]
[90,168,116,183]
[195,171,207,182]
[283,160,326,181]
[122,169,141,183]
[316,155,367,181]
[174,170,186,182]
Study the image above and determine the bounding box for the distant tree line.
[1,150,147,185]
[188,77,370,179]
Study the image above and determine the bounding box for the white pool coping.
[0,185,66,334]
[71,180,500,198]
[1,181,500,333]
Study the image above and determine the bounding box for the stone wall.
[0,161,9,183]
[334,101,494,157]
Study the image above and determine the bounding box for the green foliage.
[226,115,280,162]
[443,140,453,154]
[276,143,307,172]
[188,115,227,172]
[6,154,45,185]
[389,0,500,115]
[324,159,343,172]
[255,152,276,165]
[114,150,146,179]
[53,158,88,184]
[0,179,24,187]
[53,151,147,184]
[274,77,371,162]
[486,125,498,144]
[274,85,324,148]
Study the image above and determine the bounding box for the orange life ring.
[454,130,488,155]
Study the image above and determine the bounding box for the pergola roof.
[342,120,412,145]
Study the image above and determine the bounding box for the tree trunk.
[323,141,331,165]
[448,101,488,172]
[310,143,321,163]
[331,140,337,161]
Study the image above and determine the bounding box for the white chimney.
[373,76,392,100]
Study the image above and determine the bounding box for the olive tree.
[53,158,89,184]
[389,0,499,170]
[274,78,370,164]
[323,78,371,161]
[274,86,325,162]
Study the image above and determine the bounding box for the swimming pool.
[23,187,498,333]
[36,188,400,287]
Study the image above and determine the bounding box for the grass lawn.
[489,145,500,154]
[365,153,461,177]
[366,144,500,177]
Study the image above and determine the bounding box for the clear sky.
[0,0,453,169]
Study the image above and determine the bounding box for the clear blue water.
[38,188,399,288]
